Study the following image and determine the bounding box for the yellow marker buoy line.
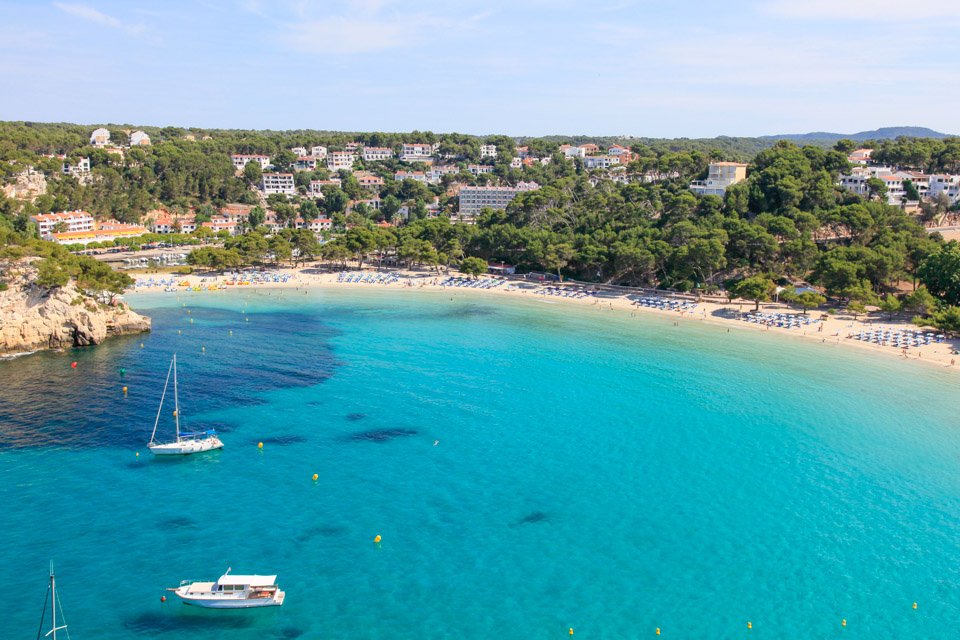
[312,474,318,481]
[374,535,381,544]
[258,442,263,449]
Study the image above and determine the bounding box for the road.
[90,245,196,265]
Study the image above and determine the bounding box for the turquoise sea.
[2,287,959,639]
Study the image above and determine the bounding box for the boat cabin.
[214,574,278,598]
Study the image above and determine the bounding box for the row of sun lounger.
[440,277,504,289]
[846,328,945,348]
[740,312,820,328]
[535,287,593,299]
[337,272,400,285]
[635,296,698,312]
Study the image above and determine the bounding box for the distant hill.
[760,127,954,142]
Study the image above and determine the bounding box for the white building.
[468,164,493,177]
[202,216,240,236]
[62,157,91,175]
[290,146,308,157]
[90,128,110,147]
[327,151,355,170]
[310,146,327,159]
[363,147,394,162]
[30,210,95,235]
[848,149,873,165]
[582,155,620,170]
[306,218,333,232]
[928,174,960,203]
[129,131,151,146]
[689,162,748,196]
[295,156,317,171]
[310,179,342,197]
[357,175,384,191]
[261,173,296,195]
[607,145,630,156]
[395,171,427,183]
[561,145,586,159]
[149,215,177,234]
[458,182,539,217]
[351,198,381,211]
[430,165,460,182]
[837,166,929,204]
[401,143,433,162]
[231,154,271,171]
[480,144,498,159]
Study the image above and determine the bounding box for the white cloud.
[284,17,406,54]
[53,2,145,35]
[761,0,960,21]
[282,8,491,55]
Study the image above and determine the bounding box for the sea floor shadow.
[342,428,417,443]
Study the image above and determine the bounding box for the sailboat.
[147,354,223,455]
[37,562,69,640]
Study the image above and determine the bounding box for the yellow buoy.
[202,347,205,352]
[374,535,381,543]
[913,602,917,609]
[178,330,181,334]
[312,474,318,481]
[569,629,573,636]
[188,310,191,314]
[246,318,248,322]
[140,343,143,348]
[135,452,139,457]
[230,331,233,335]
[842,619,846,627]
[747,622,752,629]
[656,628,660,636]
[190,318,194,323]
[173,410,177,417]
[123,387,128,393]
[258,442,263,448]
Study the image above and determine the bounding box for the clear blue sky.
[2,0,958,137]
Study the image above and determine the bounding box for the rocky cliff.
[0,260,150,355]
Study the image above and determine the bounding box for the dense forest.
[2,121,960,332]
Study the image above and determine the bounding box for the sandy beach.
[128,266,960,372]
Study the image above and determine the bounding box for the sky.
[1,0,958,138]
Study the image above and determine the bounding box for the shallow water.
[2,287,959,639]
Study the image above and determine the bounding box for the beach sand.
[128,266,960,372]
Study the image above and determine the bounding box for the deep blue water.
[2,287,959,639]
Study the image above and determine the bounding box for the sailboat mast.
[149,358,175,445]
[173,353,180,442]
[50,562,56,640]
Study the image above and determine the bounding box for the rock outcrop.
[0,261,150,355]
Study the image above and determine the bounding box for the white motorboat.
[169,569,285,608]
[148,354,223,456]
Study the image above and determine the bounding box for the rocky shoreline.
[0,262,150,356]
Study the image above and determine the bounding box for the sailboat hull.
[149,437,223,455]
